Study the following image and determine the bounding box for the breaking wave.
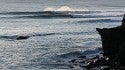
[0,31,94,40]
[0,7,124,19]
[50,48,102,62]
[0,33,58,40]
[77,19,121,23]
[0,12,123,19]
[43,6,89,12]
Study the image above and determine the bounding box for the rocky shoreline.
[69,54,125,70]
[68,14,125,70]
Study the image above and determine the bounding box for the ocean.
[0,0,124,70]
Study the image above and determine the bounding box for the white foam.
[43,6,89,12]
[56,6,72,11]
[43,7,55,11]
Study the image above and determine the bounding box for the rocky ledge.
[69,14,125,70]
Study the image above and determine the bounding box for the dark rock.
[93,55,99,59]
[96,14,125,65]
[78,55,86,58]
[16,36,30,40]
[69,65,74,68]
[69,59,76,63]
[118,44,125,65]
[69,15,125,70]
[96,26,125,58]
[93,57,110,66]
[100,66,110,70]
[122,14,125,25]
[85,56,110,68]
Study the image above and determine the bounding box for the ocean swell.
[0,10,123,19]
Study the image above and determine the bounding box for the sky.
[0,0,124,12]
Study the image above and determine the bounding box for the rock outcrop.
[96,14,125,65]
[66,15,125,70]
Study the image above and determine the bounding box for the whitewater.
[0,0,124,70]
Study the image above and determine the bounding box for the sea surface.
[0,0,124,70]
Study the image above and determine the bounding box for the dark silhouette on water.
[68,15,125,70]
[96,14,125,65]
[16,36,30,40]
[122,14,125,25]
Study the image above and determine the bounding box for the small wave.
[30,32,90,37]
[56,48,102,58]
[71,14,123,18]
[77,19,121,23]
[0,33,60,40]
[0,13,122,19]
[51,48,102,62]
[0,31,96,40]
[0,11,102,19]
[31,33,60,37]
[0,14,72,19]
[0,9,124,19]
[61,31,95,35]
[0,35,30,40]
[0,35,17,39]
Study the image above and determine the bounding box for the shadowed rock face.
[122,14,125,25]
[96,27,125,58]
[96,15,125,59]
[118,44,125,65]
[70,15,125,69]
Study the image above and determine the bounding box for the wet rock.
[83,56,110,68]
[122,14,125,25]
[70,55,125,70]
[78,55,86,58]
[16,36,30,40]
[92,55,99,59]
[69,65,74,68]
[96,14,125,65]
[96,27,124,58]
[93,57,110,66]
[100,66,110,70]
[118,44,125,65]
[96,14,125,59]
[69,59,76,63]
[68,15,125,70]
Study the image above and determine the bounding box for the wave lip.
[77,19,121,23]
[51,48,102,62]
[0,11,102,19]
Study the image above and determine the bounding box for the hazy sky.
[0,0,124,12]
[0,0,125,6]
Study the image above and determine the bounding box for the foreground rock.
[69,55,125,70]
[96,14,125,66]
[68,14,125,70]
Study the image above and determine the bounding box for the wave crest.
[43,6,89,12]
[43,7,55,11]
